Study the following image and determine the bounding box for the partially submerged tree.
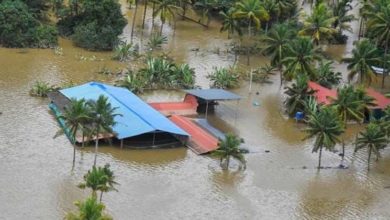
[87,95,120,167]
[342,39,381,85]
[59,98,92,165]
[305,107,344,169]
[65,196,112,220]
[284,74,314,116]
[355,123,388,170]
[212,134,246,170]
[79,164,118,201]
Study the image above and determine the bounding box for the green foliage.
[355,123,388,169]
[207,66,239,89]
[342,39,381,85]
[146,34,168,51]
[0,0,58,48]
[112,41,138,61]
[58,98,92,144]
[118,57,195,93]
[174,64,196,89]
[299,3,337,45]
[330,85,365,125]
[251,64,276,83]
[66,197,112,220]
[304,106,344,169]
[315,60,342,89]
[87,95,120,166]
[261,22,297,66]
[233,0,270,33]
[29,81,56,97]
[58,0,127,50]
[220,9,242,38]
[78,164,118,199]
[282,37,323,80]
[284,74,314,116]
[212,133,246,170]
[118,71,147,94]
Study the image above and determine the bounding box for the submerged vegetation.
[207,66,240,89]
[29,81,56,97]
[212,134,247,170]
[66,164,117,219]
[118,56,196,93]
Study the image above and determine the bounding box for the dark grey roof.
[184,89,241,101]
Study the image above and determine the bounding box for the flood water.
[1,1,390,219]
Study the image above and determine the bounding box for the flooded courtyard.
[1,1,390,219]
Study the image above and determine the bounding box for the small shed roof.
[184,89,241,101]
[60,82,188,139]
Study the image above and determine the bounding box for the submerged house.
[49,82,189,148]
[308,81,390,120]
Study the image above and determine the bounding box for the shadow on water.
[79,145,188,167]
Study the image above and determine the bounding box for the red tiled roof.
[365,88,390,109]
[308,81,390,109]
[307,81,337,105]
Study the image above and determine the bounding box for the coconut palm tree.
[87,95,120,167]
[212,134,246,170]
[193,0,216,27]
[332,0,355,33]
[367,4,390,88]
[220,9,242,39]
[153,0,181,35]
[282,37,323,80]
[59,98,92,165]
[66,197,112,220]
[315,60,342,89]
[299,3,338,45]
[262,23,296,85]
[100,164,118,202]
[284,74,314,116]
[330,85,366,159]
[305,107,344,169]
[260,0,276,33]
[233,0,270,64]
[355,123,388,170]
[78,166,109,198]
[274,0,297,21]
[342,39,381,85]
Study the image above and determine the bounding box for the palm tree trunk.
[182,2,186,20]
[131,0,139,43]
[247,20,252,66]
[279,48,283,87]
[358,18,363,40]
[93,127,99,167]
[160,21,164,36]
[82,130,85,148]
[318,146,323,170]
[381,36,389,88]
[226,156,230,170]
[142,0,148,29]
[368,146,372,170]
[72,129,77,166]
[100,191,104,202]
[265,21,269,34]
[152,2,156,28]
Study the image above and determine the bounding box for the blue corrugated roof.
[184,89,241,101]
[60,82,188,139]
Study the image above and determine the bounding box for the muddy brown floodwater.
[1,1,390,219]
